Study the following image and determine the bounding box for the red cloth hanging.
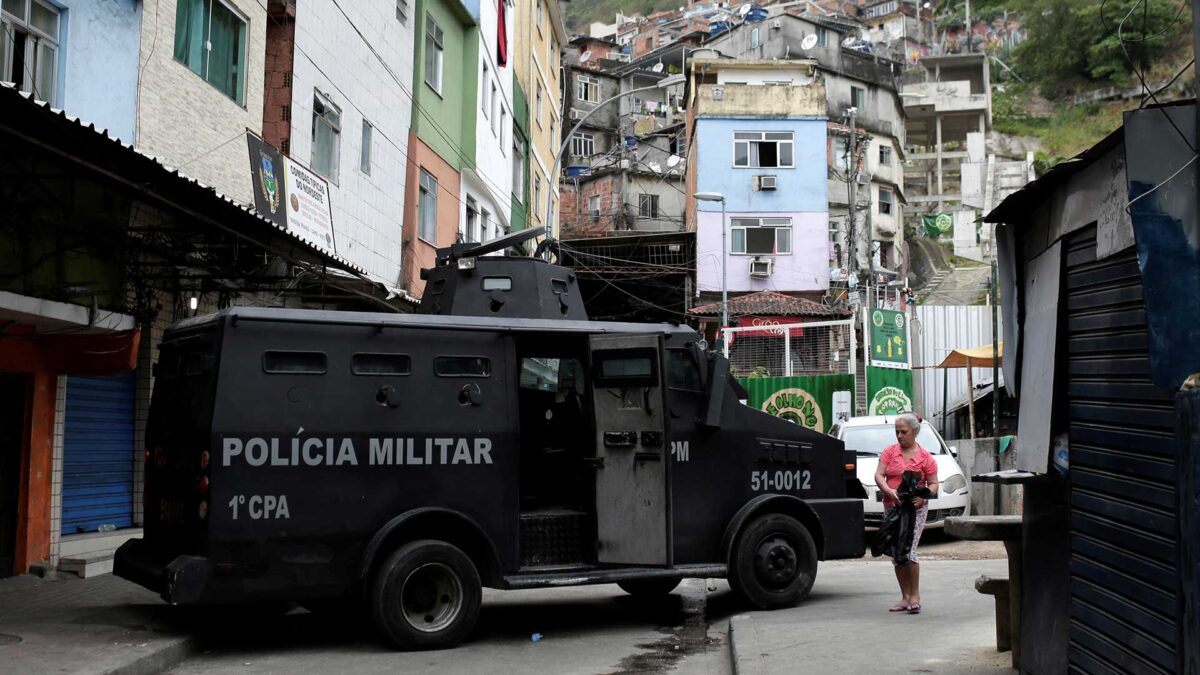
[497,0,509,67]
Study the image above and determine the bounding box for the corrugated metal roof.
[1,83,368,276]
[688,290,851,317]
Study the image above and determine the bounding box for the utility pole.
[964,0,972,52]
[845,108,858,296]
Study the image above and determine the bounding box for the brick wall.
[560,173,622,238]
[262,1,295,153]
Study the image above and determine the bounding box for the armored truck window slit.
[262,351,326,374]
[434,356,491,377]
[351,353,412,376]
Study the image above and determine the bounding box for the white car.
[828,415,971,529]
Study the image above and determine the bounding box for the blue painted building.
[688,59,829,297]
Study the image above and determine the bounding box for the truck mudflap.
[114,539,213,605]
[806,498,866,559]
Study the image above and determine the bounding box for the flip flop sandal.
[889,602,910,612]
[907,603,922,614]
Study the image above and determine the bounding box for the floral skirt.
[884,502,929,564]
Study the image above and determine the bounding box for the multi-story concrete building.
[512,0,567,236]
[401,0,477,294]
[685,58,830,304]
[463,0,514,247]
[136,0,267,205]
[704,14,907,284]
[261,0,415,288]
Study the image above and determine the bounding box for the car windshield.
[842,423,946,456]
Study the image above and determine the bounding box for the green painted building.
[510,82,530,232]
[410,0,479,171]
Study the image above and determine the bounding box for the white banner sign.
[284,160,336,254]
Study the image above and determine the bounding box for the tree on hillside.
[1011,0,1188,95]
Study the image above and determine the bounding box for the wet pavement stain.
[607,581,722,674]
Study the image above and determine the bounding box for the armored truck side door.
[588,334,670,565]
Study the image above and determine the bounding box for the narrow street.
[166,534,1006,674]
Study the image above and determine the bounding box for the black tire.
[370,539,482,650]
[617,578,681,597]
[728,513,818,610]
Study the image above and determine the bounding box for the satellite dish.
[648,161,662,173]
[801,33,818,50]
[739,3,752,17]
[651,62,664,73]
[842,36,856,47]
[667,155,682,168]
[580,50,592,63]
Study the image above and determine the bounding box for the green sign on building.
[866,367,914,415]
[867,308,909,369]
[737,375,855,433]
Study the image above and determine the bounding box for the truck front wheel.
[729,513,817,609]
[370,539,482,650]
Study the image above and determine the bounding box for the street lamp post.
[694,192,727,338]
[545,74,685,245]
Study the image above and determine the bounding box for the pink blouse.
[879,443,938,507]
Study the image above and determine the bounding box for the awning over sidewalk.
[0,84,403,311]
[936,342,1003,369]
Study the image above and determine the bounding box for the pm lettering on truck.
[221,436,494,467]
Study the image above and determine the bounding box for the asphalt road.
[168,536,1007,675]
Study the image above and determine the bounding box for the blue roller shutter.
[61,373,136,534]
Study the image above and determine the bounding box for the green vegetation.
[992,83,1131,163]
[1007,0,1191,96]
[560,0,679,32]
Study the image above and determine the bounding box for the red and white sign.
[729,316,806,344]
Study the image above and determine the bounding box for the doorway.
[0,374,29,578]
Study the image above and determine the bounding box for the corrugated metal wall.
[1065,228,1179,673]
[912,304,1001,428]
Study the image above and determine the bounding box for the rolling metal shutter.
[61,373,136,535]
[1065,228,1179,673]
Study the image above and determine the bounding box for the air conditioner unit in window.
[617,53,632,62]
[756,175,778,191]
[856,171,872,185]
[749,257,774,278]
[771,19,783,29]
[570,108,585,120]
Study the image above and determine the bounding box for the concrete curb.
[104,636,199,675]
[728,614,765,675]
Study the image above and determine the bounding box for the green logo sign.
[869,386,913,415]
[763,388,825,430]
[869,308,909,368]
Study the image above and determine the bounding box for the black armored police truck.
[115,229,865,650]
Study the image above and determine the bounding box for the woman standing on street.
[874,412,939,614]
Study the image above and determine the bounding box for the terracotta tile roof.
[688,291,851,318]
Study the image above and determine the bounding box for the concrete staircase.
[57,529,142,578]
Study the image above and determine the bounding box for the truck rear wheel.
[729,513,817,610]
[617,578,681,597]
[370,539,482,650]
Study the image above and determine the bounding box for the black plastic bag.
[870,471,932,565]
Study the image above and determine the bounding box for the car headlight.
[942,474,967,494]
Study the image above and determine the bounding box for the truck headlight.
[942,474,967,494]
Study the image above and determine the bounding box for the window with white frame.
[424,14,444,93]
[418,169,438,243]
[816,26,828,47]
[588,195,600,218]
[465,197,479,243]
[750,27,761,49]
[733,131,794,168]
[638,194,659,219]
[172,0,248,105]
[577,75,599,103]
[512,136,525,202]
[536,0,544,31]
[878,144,892,166]
[481,62,490,117]
[731,217,792,255]
[536,82,543,126]
[1,0,59,105]
[534,176,542,217]
[395,0,409,23]
[879,187,894,215]
[834,136,850,171]
[312,92,341,183]
[360,120,373,175]
[491,82,499,133]
[571,132,594,158]
[481,207,493,241]
[499,107,507,148]
[851,85,865,110]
